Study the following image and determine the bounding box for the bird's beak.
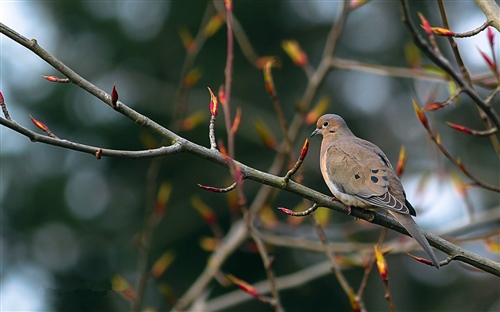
[310,128,319,137]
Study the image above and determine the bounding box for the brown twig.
[212,0,260,66]
[0,92,11,120]
[437,0,473,85]
[283,138,309,183]
[312,214,364,312]
[449,20,492,38]
[278,203,319,217]
[356,229,387,300]
[198,181,237,193]
[374,245,395,312]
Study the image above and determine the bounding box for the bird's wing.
[325,137,410,215]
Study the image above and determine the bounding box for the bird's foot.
[332,196,340,202]
[347,206,352,215]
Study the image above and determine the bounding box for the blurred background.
[1,1,498,311]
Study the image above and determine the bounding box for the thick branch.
[475,0,500,31]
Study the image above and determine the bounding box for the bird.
[311,114,440,269]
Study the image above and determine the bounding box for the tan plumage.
[311,114,440,269]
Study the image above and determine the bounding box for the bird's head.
[311,114,352,139]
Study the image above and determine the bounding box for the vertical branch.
[223,0,235,160]
[356,229,387,300]
[133,177,167,312]
[222,2,283,311]
[263,60,294,162]
[311,215,365,312]
[172,2,217,128]
[437,0,471,85]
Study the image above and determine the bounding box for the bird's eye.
[322,121,329,127]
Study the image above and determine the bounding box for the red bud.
[224,0,233,12]
[299,138,309,161]
[29,115,49,132]
[42,75,70,83]
[374,245,388,281]
[423,102,446,111]
[413,99,429,129]
[431,27,454,36]
[281,40,308,67]
[0,91,9,120]
[226,274,259,298]
[396,145,407,177]
[231,108,242,134]
[155,183,172,217]
[478,48,496,72]
[198,184,223,193]
[111,84,118,108]
[192,196,217,225]
[263,59,278,98]
[208,87,218,116]
[418,12,433,38]
[407,252,436,267]
[151,251,176,278]
[218,85,226,106]
[278,207,293,215]
[447,121,473,134]
[487,26,495,47]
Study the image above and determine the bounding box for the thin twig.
[278,203,319,217]
[0,92,11,120]
[172,2,216,127]
[213,0,260,66]
[451,20,492,38]
[312,214,365,312]
[0,116,183,158]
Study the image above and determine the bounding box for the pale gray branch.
[475,0,500,31]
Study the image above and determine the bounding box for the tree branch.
[399,1,500,130]
[1,8,499,312]
[474,0,500,31]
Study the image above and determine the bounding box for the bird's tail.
[390,212,440,269]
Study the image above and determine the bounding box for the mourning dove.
[311,114,440,269]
